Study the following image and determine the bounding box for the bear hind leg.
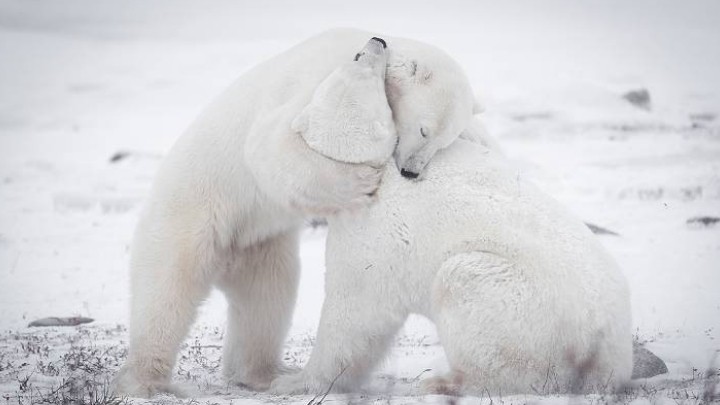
[428,251,537,396]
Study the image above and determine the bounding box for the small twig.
[484,387,494,405]
[308,366,348,405]
[411,368,432,382]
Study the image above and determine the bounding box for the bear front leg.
[245,114,383,217]
[113,234,212,398]
[270,280,407,395]
[216,231,301,391]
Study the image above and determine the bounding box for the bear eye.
[354,53,362,61]
[420,127,428,138]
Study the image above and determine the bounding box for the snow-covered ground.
[1,1,718,403]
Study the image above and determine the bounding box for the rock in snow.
[687,216,720,228]
[28,317,94,327]
[632,341,669,379]
[586,222,620,236]
[622,89,652,111]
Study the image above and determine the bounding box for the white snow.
[0,0,718,403]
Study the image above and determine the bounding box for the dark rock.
[585,223,619,236]
[109,150,164,163]
[109,151,130,163]
[28,317,94,327]
[632,341,668,379]
[623,89,652,111]
[689,112,716,122]
[687,216,720,228]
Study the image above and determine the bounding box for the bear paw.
[330,166,382,211]
[269,371,327,395]
[112,366,183,398]
[292,163,383,216]
[419,372,464,396]
[226,363,299,391]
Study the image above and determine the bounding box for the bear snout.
[364,38,386,56]
[371,37,387,49]
[354,38,387,64]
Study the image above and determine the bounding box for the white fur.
[270,66,633,396]
[385,39,476,177]
[294,38,395,167]
[113,29,477,398]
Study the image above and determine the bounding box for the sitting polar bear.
[114,29,483,398]
[271,45,633,396]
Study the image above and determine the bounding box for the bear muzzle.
[371,37,387,49]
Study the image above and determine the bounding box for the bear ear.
[386,55,418,80]
[421,69,433,83]
[291,106,310,134]
[407,60,435,83]
[408,60,419,77]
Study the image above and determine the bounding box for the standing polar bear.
[114,29,480,397]
[271,41,633,396]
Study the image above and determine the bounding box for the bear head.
[385,40,480,179]
[292,37,397,167]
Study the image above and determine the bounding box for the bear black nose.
[400,168,419,179]
[371,37,387,48]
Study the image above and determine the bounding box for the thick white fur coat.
[272,46,633,395]
[113,29,477,397]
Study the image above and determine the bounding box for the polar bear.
[113,29,480,398]
[270,58,633,396]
